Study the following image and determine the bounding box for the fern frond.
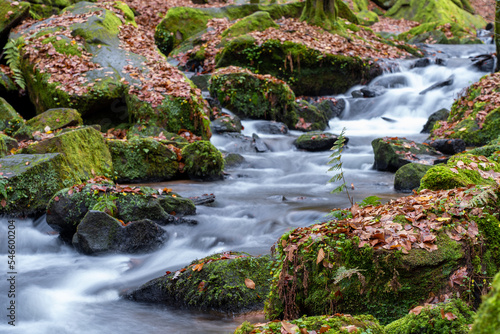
[467,186,498,208]
[2,39,26,90]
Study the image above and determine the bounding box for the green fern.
[467,186,498,208]
[92,194,119,217]
[2,39,26,90]
[327,127,353,206]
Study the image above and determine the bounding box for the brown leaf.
[440,308,445,319]
[245,278,255,289]
[316,248,325,265]
[281,321,298,334]
[54,196,60,202]
[410,306,424,315]
[445,312,457,321]
[198,281,205,292]
[192,263,204,272]
[25,161,30,165]
[0,199,6,208]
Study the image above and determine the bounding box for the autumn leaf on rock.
[281,321,298,334]
[198,281,205,292]
[1,199,6,208]
[316,248,325,265]
[245,278,255,289]
[192,263,204,272]
[409,306,424,315]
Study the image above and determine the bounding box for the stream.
[0,44,495,334]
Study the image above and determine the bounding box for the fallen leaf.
[410,306,424,315]
[245,278,256,289]
[281,321,298,334]
[1,199,6,207]
[445,312,457,321]
[317,248,325,265]
[192,263,204,272]
[25,161,30,165]
[198,281,205,292]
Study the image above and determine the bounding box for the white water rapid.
[0,44,495,334]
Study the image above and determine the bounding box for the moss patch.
[471,271,500,333]
[25,107,83,132]
[181,140,224,180]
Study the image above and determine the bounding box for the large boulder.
[46,182,195,242]
[471,271,500,333]
[127,252,272,314]
[0,153,78,216]
[0,0,30,44]
[394,162,432,192]
[372,137,439,172]
[421,108,450,134]
[26,0,93,19]
[265,185,500,324]
[0,133,17,157]
[294,132,345,152]
[430,72,500,146]
[181,140,225,180]
[209,67,298,129]
[73,210,166,255]
[107,136,179,183]
[14,1,211,138]
[0,97,30,140]
[235,314,383,334]
[385,299,475,334]
[25,108,83,133]
[21,126,113,182]
[398,22,482,45]
[419,154,500,191]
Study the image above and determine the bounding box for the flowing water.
[0,44,495,334]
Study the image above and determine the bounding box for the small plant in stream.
[92,194,118,217]
[328,127,353,206]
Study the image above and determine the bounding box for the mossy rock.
[25,107,83,132]
[0,153,77,216]
[265,185,500,324]
[21,126,113,182]
[155,3,305,56]
[394,162,432,192]
[421,108,449,134]
[294,131,343,151]
[0,97,24,132]
[127,252,273,314]
[16,2,211,139]
[385,299,475,334]
[209,67,298,128]
[431,73,500,146]
[235,314,383,334]
[386,0,486,29]
[357,10,379,26]
[74,210,166,255]
[398,21,481,45]
[26,0,95,19]
[0,0,30,42]
[46,182,194,242]
[220,11,279,41]
[211,115,242,134]
[468,145,500,163]
[419,153,500,191]
[294,100,329,131]
[181,140,224,180]
[372,137,439,172]
[215,37,382,96]
[471,271,500,333]
[107,137,179,183]
[0,133,17,157]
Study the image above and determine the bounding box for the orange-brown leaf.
[245,278,255,289]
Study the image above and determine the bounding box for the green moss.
[21,126,113,184]
[221,11,279,40]
[181,140,224,180]
[0,97,23,132]
[386,0,486,29]
[216,38,381,96]
[112,1,137,27]
[209,68,298,127]
[235,314,383,334]
[41,35,83,56]
[357,10,379,26]
[471,272,500,333]
[0,153,76,216]
[130,252,273,313]
[26,107,83,132]
[394,163,432,192]
[107,137,179,183]
[419,154,500,191]
[0,1,30,32]
[385,299,475,334]
[398,21,480,44]
[70,8,123,45]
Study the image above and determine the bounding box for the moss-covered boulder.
[215,37,383,96]
[422,109,449,133]
[471,271,500,333]
[0,96,27,137]
[127,252,272,314]
[357,10,379,26]
[386,0,485,29]
[235,314,384,334]
[385,299,475,334]
[209,67,298,128]
[21,126,113,182]
[265,185,500,324]
[25,108,83,133]
[0,0,30,43]
[211,114,242,134]
[181,140,224,181]
[294,131,344,152]
[220,11,279,40]
[394,162,432,192]
[154,3,305,56]
[0,133,17,157]
[372,137,439,172]
[398,22,481,45]
[14,1,211,139]
[107,137,179,183]
[73,210,166,255]
[0,153,79,216]
[419,154,500,191]
[46,182,195,242]
[430,72,500,146]
[26,0,94,19]
[294,100,329,131]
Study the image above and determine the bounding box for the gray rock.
[394,163,432,192]
[252,133,269,152]
[253,121,289,134]
[419,75,454,95]
[421,108,449,133]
